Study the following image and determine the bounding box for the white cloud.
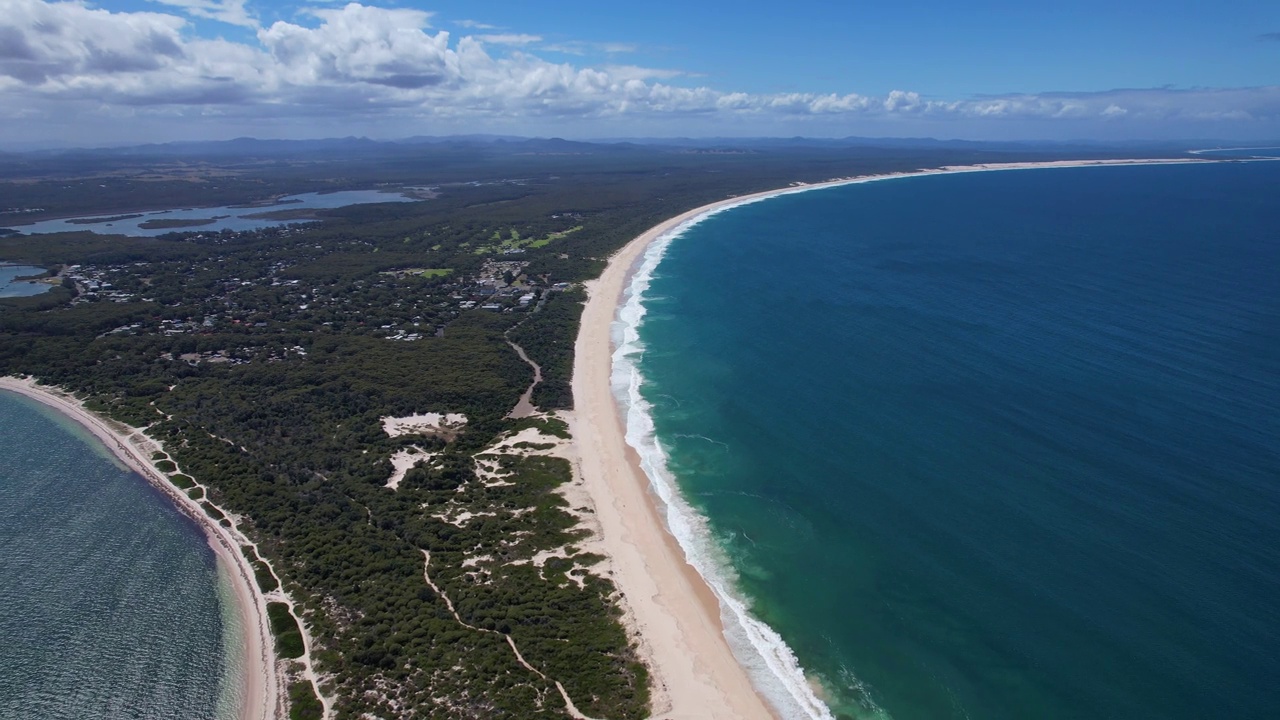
[474,34,542,46]
[600,65,685,82]
[1,0,187,84]
[147,0,257,29]
[1,1,1277,141]
[455,19,496,30]
[543,41,639,56]
[259,3,452,90]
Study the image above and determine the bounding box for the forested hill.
[0,140,1140,719]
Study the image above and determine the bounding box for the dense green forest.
[0,139,1123,718]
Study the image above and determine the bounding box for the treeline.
[509,288,585,410]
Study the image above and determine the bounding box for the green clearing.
[530,226,583,248]
[268,602,306,659]
[288,680,323,720]
[474,225,582,255]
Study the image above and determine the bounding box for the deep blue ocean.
[0,392,240,719]
[617,161,1280,720]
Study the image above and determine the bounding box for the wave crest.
[609,210,837,720]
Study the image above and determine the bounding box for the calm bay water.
[0,392,240,719]
[0,265,54,298]
[620,162,1280,720]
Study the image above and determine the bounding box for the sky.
[1,0,1278,147]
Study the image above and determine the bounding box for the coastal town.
[47,229,576,356]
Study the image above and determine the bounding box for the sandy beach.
[568,156,1219,719]
[0,376,281,720]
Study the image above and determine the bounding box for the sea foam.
[610,200,837,720]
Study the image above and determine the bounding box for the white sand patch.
[484,426,571,457]
[381,412,468,438]
[507,548,588,589]
[473,454,515,487]
[385,447,436,491]
[431,507,496,527]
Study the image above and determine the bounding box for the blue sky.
[2,0,1277,146]
[423,0,1280,95]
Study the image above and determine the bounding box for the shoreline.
[0,376,281,720]
[569,156,1223,719]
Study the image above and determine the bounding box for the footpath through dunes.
[0,376,326,720]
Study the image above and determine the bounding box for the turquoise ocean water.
[0,391,241,719]
[616,161,1280,720]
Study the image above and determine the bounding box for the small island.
[242,208,324,221]
[65,213,145,225]
[138,215,230,230]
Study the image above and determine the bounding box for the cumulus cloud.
[259,4,452,90]
[1,1,1277,138]
[1,0,186,85]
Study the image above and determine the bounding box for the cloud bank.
[2,0,1277,142]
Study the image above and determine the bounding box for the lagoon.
[9,189,420,237]
[0,265,54,298]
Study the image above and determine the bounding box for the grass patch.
[510,416,571,439]
[169,474,196,490]
[154,459,177,473]
[268,602,306,659]
[254,560,280,593]
[530,225,583,248]
[538,417,571,439]
[474,225,583,255]
[288,680,323,720]
[200,501,226,523]
[187,487,204,501]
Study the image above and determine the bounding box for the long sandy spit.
[568,156,1222,719]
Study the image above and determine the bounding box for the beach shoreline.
[568,156,1222,719]
[0,376,282,720]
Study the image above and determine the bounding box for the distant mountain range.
[4,134,1268,159]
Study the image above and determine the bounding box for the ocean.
[615,161,1280,720]
[0,391,242,719]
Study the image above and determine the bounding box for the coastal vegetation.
[0,139,1114,717]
